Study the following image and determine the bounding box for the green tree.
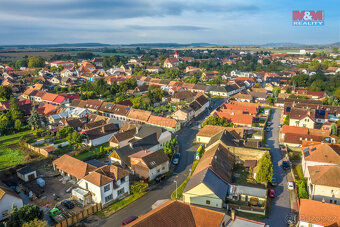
[67,131,84,145]
[285,86,291,94]
[22,219,48,227]
[0,85,13,101]
[262,58,271,65]
[335,87,340,99]
[256,152,273,184]
[56,127,74,137]
[0,114,11,135]
[14,119,22,131]
[28,56,45,68]
[7,204,44,227]
[9,97,24,122]
[297,181,309,199]
[27,107,41,130]
[283,115,290,125]
[202,116,233,127]
[331,123,337,136]
[272,87,280,98]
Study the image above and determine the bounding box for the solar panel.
[303,147,309,152]
[311,147,316,151]
[304,151,310,157]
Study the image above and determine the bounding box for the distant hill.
[0,43,111,48]
[118,42,215,48]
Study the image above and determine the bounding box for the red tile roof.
[53,95,66,104]
[282,125,308,135]
[216,112,253,126]
[147,115,178,128]
[41,92,58,102]
[299,199,340,227]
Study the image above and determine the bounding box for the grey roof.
[114,133,159,166]
[184,168,229,200]
[135,125,163,140]
[181,105,194,113]
[189,100,201,111]
[206,130,239,148]
[229,184,267,198]
[17,166,35,175]
[86,159,106,168]
[141,150,169,169]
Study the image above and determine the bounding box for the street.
[84,98,226,227]
[265,108,290,226]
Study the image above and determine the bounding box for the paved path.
[265,108,291,227]
[83,98,226,227]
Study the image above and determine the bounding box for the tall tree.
[27,107,41,130]
[256,152,273,184]
[331,123,338,136]
[0,85,13,101]
[7,204,44,227]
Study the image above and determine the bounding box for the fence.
[23,143,51,157]
[52,203,102,227]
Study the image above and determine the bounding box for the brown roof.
[41,92,58,102]
[173,91,195,100]
[53,155,97,179]
[303,143,340,164]
[308,165,340,188]
[299,199,340,226]
[83,123,119,140]
[112,104,131,116]
[127,201,225,227]
[110,128,136,143]
[129,150,169,169]
[196,125,227,137]
[147,115,178,128]
[193,144,235,183]
[289,107,315,121]
[284,133,322,145]
[82,171,112,187]
[127,108,152,122]
[282,125,308,135]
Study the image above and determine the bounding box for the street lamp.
[174,180,178,199]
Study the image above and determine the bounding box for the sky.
[0,0,339,45]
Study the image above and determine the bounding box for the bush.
[131,181,148,194]
[7,204,44,227]
[297,180,309,199]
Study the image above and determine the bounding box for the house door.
[27,173,36,181]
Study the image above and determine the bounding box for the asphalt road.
[84,98,226,227]
[264,108,290,227]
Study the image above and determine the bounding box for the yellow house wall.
[183,183,223,208]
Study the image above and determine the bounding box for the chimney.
[231,209,236,221]
[101,127,105,133]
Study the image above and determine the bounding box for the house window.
[206,200,210,205]
[118,188,125,196]
[157,169,160,173]
[330,199,333,203]
[121,177,125,184]
[162,167,165,170]
[334,200,337,204]
[104,184,110,192]
[104,194,113,203]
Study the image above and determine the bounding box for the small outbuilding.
[17,166,37,182]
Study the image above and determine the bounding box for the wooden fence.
[52,203,102,227]
[24,143,51,157]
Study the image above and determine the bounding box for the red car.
[268,189,275,198]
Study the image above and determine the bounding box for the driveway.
[84,98,226,227]
[265,108,290,227]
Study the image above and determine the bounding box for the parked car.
[271,177,277,187]
[122,216,138,226]
[173,153,181,165]
[268,189,276,198]
[282,161,290,170]
[279,144,285,149]
[155,174,166,183]
[61,200,74,209]
[265,127,271,132]
[288,181,294,190]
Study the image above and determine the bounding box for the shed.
[17,166,37,182]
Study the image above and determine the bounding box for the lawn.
[0,130,33,170]
[292,164,305,181]
[0,130,32,147]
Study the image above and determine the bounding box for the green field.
[92,52,135,57]
[0,130,33,170]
